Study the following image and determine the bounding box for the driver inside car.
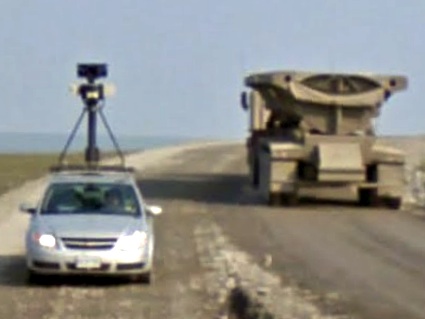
[103,188,124,211]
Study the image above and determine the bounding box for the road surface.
[0,142,425,318]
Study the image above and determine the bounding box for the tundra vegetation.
[0,152,110,195]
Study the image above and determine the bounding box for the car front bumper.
[26,245,152,276]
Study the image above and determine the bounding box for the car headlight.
[33,233,56,248]
[115,231,147,251]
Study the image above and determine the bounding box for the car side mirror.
[20,203,36,214]
[146,205,162,216]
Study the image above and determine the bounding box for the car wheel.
[27,270,43,285]
[132,271,153,285]
[140,271,152,284]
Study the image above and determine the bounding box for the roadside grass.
[418,159,425,172]
[0,153,89,195]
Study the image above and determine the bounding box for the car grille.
[33,260,60,270]
[66,263,111,271]
[60,237,117,250]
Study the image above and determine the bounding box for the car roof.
[47,170,136,185]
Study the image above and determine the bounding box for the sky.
[0,0,423,139]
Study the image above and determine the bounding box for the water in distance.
[0,132,191,154]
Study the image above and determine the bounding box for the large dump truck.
[241,71,408,208]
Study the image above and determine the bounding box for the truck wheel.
[268,193,298,206]
[281,193,298,206]
[252,160,260,188]
[383,197,402,210]
[268,193,281,206]
[358,188,379,207]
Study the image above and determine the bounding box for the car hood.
[33,214,144,238]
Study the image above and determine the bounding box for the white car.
[21,168,162,284]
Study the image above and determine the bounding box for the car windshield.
[40,182,141,216]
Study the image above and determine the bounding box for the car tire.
[140,271,152,285]
[132,271,153,285]
[27,270,44,285]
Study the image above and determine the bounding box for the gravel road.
[0,141,425,319]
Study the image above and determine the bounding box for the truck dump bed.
[245,71,407,135]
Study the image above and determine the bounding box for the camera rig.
[54,63,128,171]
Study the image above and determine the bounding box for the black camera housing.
[77,64,107,82]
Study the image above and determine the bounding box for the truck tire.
[358,189,402,209]
[268,193,281,206]
[358,188,379,207]
[281,192,298,206]
[382,197,402,210]
[252,159,260,188]
[268,192,298,207]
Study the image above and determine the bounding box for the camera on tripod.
[77,64,107,82]
[59,63,122,167]
[73,64,113,106]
